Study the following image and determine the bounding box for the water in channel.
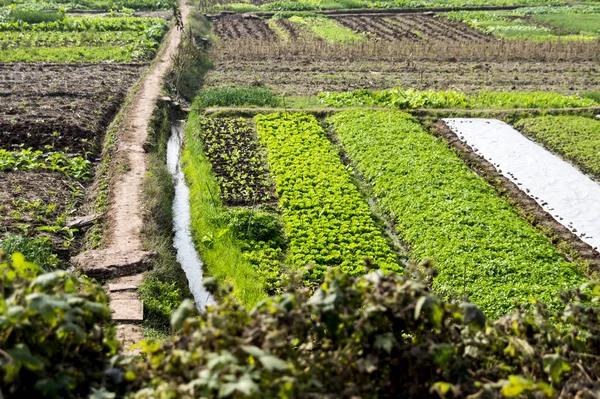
[167,120,216,309]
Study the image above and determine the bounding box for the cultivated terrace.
[1,0,600,397]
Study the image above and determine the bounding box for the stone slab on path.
[116,324,144,354]
[110,290,144,322]
[72,249,156,279]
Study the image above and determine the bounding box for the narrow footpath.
[72,2,190,348]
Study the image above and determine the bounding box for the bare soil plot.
[204,59,600,96]
[0,63,144,154]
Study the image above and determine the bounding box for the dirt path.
[72,1,190,349]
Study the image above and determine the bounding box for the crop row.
[255,112,400,283]
[194,116,275,206]
[0,149,91,180]
[318,88,598,109]
[0,16,168,33]
[0,30,157,47]
[216,0,566,13]
[514,115,600,180]
[327,110,585,318]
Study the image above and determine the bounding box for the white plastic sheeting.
[443,118,600,251]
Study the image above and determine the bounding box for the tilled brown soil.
[213,15,277,42]
[0,63,144,154]
[332,14,490,42]
[204,59,600,96]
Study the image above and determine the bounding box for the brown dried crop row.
[412,14,489,41]
[336,15,418,41]
[333,16,396,40]
[212,16,277,41]
[213,36,600,62]
[367,16,421,40]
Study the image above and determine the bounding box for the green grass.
[444,10,594,40]
[194,88,282,109]
[255,112,400,284]
[533,13,600,34]
[328,110,585,318]
[514,115,600,180]
[183,110,268,306]
[288,15,365,44]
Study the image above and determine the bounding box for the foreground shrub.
[0,253,117,398]
[123,265,600,398]
[1,252,599,398]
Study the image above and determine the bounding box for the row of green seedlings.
[183,112,401,305]
[209,0,564,13]
[0,16,168,62]
[318,88,599,109]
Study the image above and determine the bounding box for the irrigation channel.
[167,121,216,309]
[443,118,600,252]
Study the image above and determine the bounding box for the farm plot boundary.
[433,120,600,273]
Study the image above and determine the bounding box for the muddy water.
[443,118,600,252]
[167,121,216,309]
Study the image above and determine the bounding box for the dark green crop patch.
[194,116,276,206]
[328,109,586,318]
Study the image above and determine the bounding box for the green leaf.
[543,354,571,384]
[170,299,196,331]
[259,355,288,371]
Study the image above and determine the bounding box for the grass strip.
[195,88,282,109]
[255,112,400,284]
[514,115,600,180]
[327,109,585,318]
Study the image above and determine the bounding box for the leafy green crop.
[514,115,600,180]
[0,15,167,62]
[318,88,598,109]
[0,16,167,32]
[0,149,91,180]
[255,112,400,284]
[328,110,585,318]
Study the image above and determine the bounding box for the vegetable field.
[186,2,600,320]
[0,7,168,266]
[6,0,600,396]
